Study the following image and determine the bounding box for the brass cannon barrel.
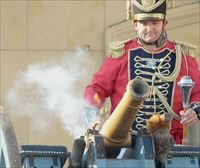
[100,79,150,148]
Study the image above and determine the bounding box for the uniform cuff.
[190,102,200,120]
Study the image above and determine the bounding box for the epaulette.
[174,40,197,58]
[108,39,131,58]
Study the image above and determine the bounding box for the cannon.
[68,78,157,168]
[1,79,200,168]
[68,79,200,168]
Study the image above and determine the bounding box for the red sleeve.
[84,56,123,109]
[187,56,200,103]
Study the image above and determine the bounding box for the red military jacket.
[84,39,200,144]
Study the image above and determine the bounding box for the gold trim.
[127,0,133,20]
[133,0,166,12]
[108,39,131,59]
[128,45,175,55]
[134,13,165,20]
[128,45,182,121]
[141,0,156,7]
[174,40,197,58]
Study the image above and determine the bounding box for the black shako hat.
[127,0,167,21]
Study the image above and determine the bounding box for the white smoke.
[6,47,99,138]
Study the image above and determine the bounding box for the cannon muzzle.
[100,79,150,148]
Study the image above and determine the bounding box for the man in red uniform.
[84,0,200,145]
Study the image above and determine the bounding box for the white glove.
[84,105,100,129]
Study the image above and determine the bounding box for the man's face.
[134,20,167,44]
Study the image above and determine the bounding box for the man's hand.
[84,105,100,129]
[180,108,199,126]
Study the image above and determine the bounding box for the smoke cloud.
[6,47,100,138]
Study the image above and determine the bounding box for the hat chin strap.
[138,30,168,48]
[155,30,168,47]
